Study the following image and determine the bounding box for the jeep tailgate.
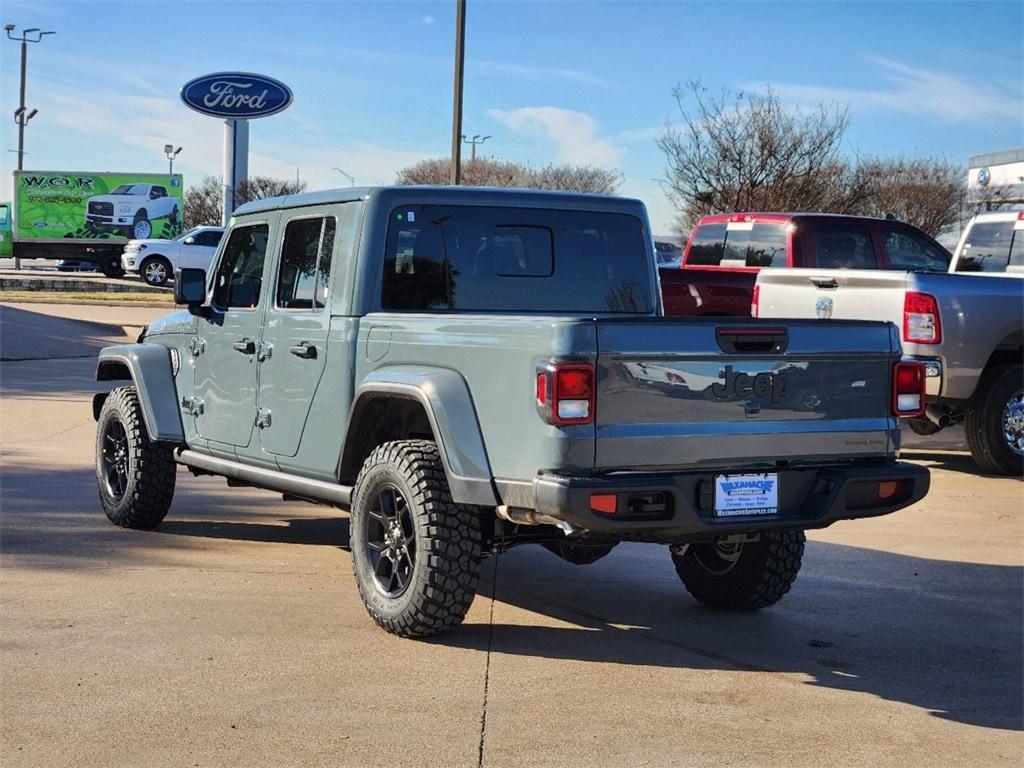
[594,318,899,470]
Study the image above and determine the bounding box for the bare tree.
[184,175,307,229]
[852,156,965,237]
[183,175,222,228]
[659,82,864,234]
[395,157,621,195]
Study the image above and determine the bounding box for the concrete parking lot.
[1,301,1021,767]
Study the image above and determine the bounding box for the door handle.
[233,339,256,354]
[289,343,317,359]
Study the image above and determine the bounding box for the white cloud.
[761,56,1022,123]
[421,15,434,25]
[487,106,620,167]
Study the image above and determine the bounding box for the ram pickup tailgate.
[594,318,900,469]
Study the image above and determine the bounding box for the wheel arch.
[340,366,498,506]
[95,344,185,444]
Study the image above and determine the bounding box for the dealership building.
[968,146,1024,207]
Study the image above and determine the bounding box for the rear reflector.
[878,480,903,500]
[892,361,926,417]
[589,494,617,515]
[903,292,942,344]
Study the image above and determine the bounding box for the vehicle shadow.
[899,449,1016,479]
[445,541,1024,733]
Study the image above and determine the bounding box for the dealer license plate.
[714,473,779,517]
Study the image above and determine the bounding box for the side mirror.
[174,267,208,316]
[183,236,195,245]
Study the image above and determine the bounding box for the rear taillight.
[892,361,926,417]
[751,284,760,318]
[903,292,941,344]
[536,363,595,425]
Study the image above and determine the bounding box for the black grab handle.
[715,327,789,355]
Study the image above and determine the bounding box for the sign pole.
[222,119,249,225]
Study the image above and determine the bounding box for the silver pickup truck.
[93,186,929,637]
[755,268,1024,475]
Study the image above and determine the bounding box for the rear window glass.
[381,205,653,313]
[686,221,787,267]
[814,222,877,269]
[955,221,1019,273]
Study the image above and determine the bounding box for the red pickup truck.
[659,212,951,316]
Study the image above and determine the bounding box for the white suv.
[950,210,1024,275]
[122,226,224,287]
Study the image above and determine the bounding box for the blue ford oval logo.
[180,72,293,119]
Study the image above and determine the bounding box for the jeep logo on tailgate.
[711,366,787,403]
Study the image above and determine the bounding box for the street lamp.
[163,144,182,174]
[6,24,55,269]
[332,167,355,186]
[461,134,491,162]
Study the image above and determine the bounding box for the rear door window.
[882,226,950,272]
[276,216,336,310]
[955,221,1018,272]
[813,222,877,269]
[382,205,653,313]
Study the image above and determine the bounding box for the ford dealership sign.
[180,72,293,119]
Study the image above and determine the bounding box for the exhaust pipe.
[496,505,580,536]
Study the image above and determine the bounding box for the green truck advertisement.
[6,171,185,274]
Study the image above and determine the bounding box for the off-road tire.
[95,386,176,528]
[543,541,617,565]
[140,255,172,287]
[672,530,805,611]
[965,363,1024,476]
[99,253,125,278]
[350,440,481,638]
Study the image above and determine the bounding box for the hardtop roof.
[232,185,646,218]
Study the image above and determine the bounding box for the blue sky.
[1,0,1022,232]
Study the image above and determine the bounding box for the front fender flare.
[96,344,185,443]
[348,366,498,506]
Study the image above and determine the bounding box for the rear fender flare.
[95,344,185,443]
[345,366,498,506]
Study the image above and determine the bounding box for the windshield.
[955,220,1021,272]
[109,184,149,195]
[382,204,654,313]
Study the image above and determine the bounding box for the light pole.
[461,134,491,162]
[6,24,54,270]
[163,144,182,174]
[332,167,355,186]
[449,0,466,185]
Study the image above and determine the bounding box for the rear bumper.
[531,461,929,542]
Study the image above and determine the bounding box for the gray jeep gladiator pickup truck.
[93,186,929,638]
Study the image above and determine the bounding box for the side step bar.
[175,449,352,506]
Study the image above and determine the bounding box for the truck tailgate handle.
[716,327,789,354]
[810,277,839,289]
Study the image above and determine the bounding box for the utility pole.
[5,24,54,270]
[332,167,355,186]
[449,0,466,185]
[462,134,491,161]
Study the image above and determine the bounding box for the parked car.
[949,210,1024,275]
[92,186,928,638]
[86,183,181,240]
[754,268,1024,475]
[653,238,682,265]
[661,213,951,316]
[122,226,225,287]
